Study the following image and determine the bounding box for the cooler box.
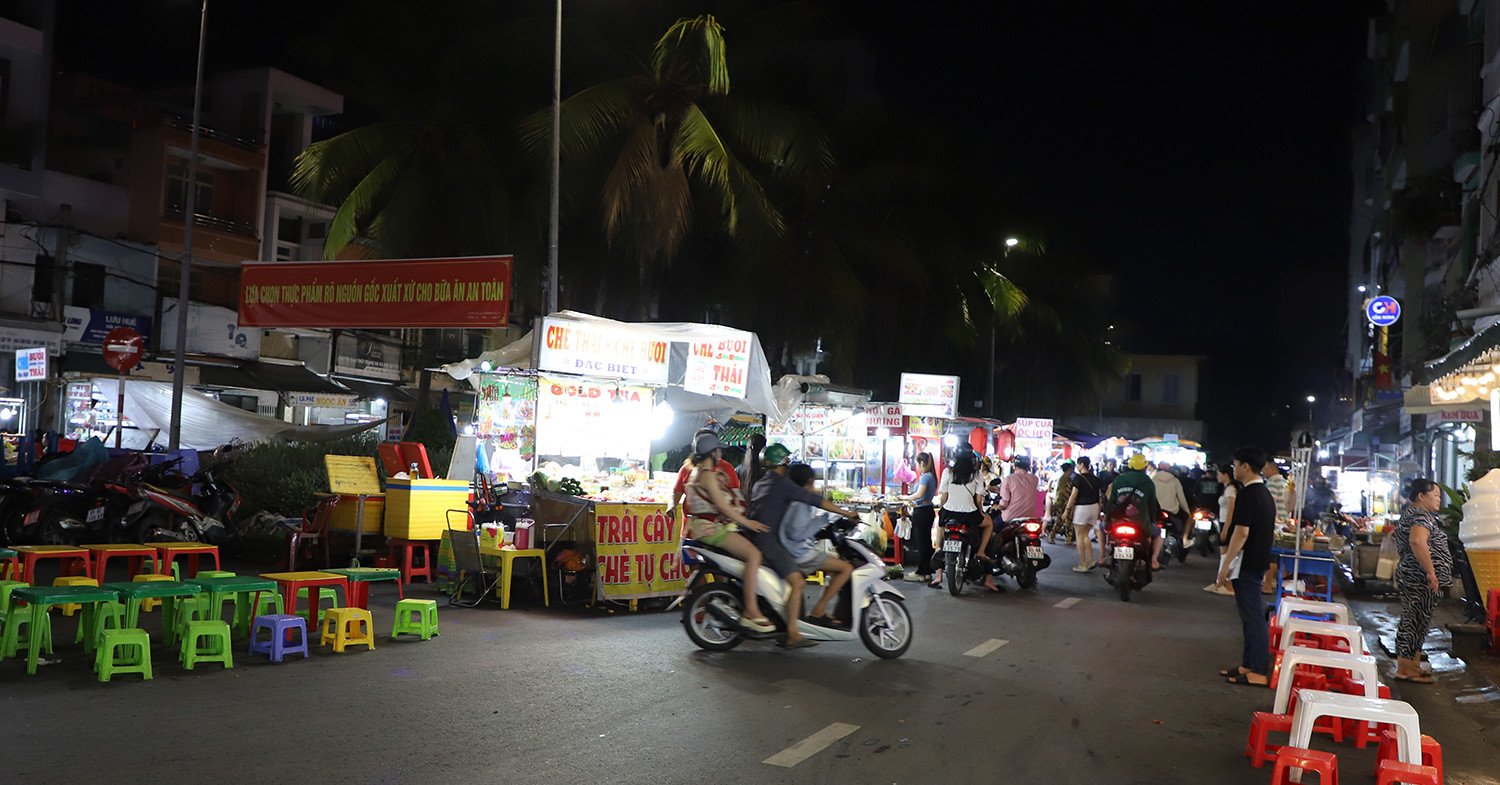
[384,478,471,540]
[328,494,385,534]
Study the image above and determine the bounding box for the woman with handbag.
[1392,478,1453,683]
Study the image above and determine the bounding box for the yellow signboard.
[324,455,382,495]
[593,502,687,600]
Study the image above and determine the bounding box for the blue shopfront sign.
[1364,296,1401,327]
[62,306,153,346]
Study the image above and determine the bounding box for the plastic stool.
[390,598,439,641]
[319,607,374,653]
[1375,730,1442,781]
[196,571,235,579]
[0,580,27,627]
[173,595,214,636]
[132,573,174,611]
[0,610,52,658]
[77,599,125,644]
[248,614,310,663]
[94,628,152,682]
[1286,690,1347,743]
[388,539,435,585]
[1245,712,1292,768]
[1271,746,1340,784]
[252,592,284,617]
[179,620,233,670]
[296,587,339,625]
[1375,759,1440,785]
[52,576,98,616]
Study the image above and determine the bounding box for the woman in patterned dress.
[1392,478,1453,683]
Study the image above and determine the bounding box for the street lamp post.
[988,237,1021,414]
[545,0,562,315]
[168,0,208,452]
[1305,394,1316,426]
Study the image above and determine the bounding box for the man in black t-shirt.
[1217,446,1275,686]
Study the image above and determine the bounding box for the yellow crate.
[328,495,385,534]
[384,479,471,540]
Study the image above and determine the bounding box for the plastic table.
[82,544,161,582]
[10,545,92,584]
[151,543,221,578]
[1271,548,1339,613]
[3,585,118,674]
[260,571,349,626]
[184,576,277,636]
[1272,646,1380,713]
[0,548,18,581]
[1289,691,1421,776]
[102,580,202,646]
[479,546,550,609]
[321,568,403,609]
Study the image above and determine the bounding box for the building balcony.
[157,208,262,265]
[162,119,264,173]
[163,207,256,238]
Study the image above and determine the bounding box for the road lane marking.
[763,722,861,767]
[963,638,1009,657]
[1054,597,1081,609]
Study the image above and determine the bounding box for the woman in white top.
[1203,463,1238,595]
[928,450,1000,592]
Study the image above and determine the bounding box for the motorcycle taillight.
[1113,524,1138,538]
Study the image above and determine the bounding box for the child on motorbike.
[779,463,856,624]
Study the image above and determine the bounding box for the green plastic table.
[183,576,276,636]
[321,568,404,609]
[0,548,17,581]
[3,585,119,674]
[102,580,202,646]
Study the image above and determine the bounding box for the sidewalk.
[1348,593,1500,784]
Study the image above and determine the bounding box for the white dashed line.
[763,722,861,767]
[963,638,1009,657]
[1054,597,1081,609]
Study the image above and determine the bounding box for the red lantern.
[969,427,988,455]
[994,429,1015,461]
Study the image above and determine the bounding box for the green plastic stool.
[77,599,125,644]
[0,580,28,617]
[179,620,233,670]
[196,571,236,579]
[173,595,215,637]
[295,587,338,626]
[95,628,152,682]
[390,598,439,641]
[251,592,283,617]
[1,610,53,658]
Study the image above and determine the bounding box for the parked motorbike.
[992,517,1051,589]
[123,448,242,544]
[1102,516,1154,602]
[1187,508,1220,557]
[680,517,913,659]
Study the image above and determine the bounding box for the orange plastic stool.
[1374,759,1439,785]
[1244,712,1292,768]
[1375,731,1442,782]
[387,538,434,585]
[1272,747,1340,785]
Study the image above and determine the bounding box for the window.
[1162,373,1182,405]
[72,262,107,308]
[307,222,327,239]
[1126,374,1143,403]
[31,253,54,303]
[278,216,302,243]
[165,160,214,213]
[158,262,205,301]
[218,393,259,414]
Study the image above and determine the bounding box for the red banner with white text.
[238,256,512,328]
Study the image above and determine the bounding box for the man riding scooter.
[1105,454,1161,569]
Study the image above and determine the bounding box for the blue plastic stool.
[248,614,310,663]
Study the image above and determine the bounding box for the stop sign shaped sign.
[102,327,145,372]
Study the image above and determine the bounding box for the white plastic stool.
[1289,691,1421,773]
[1279,618,1365,655]
[1273,646,1380,713]
[1276,598,1350,627]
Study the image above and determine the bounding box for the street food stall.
[768,376,873,502]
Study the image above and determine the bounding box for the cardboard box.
[384,478,471,540]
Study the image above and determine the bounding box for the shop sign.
[1364,296,1401,327]
[161,298,259,360]
[535,375,654,461]
[287,392,358,408]
[898,373,960,419]
[594,502,687,600]
[62,306,153,346]
[538,318,668,384]
[866,404,905,435]
[1436,407,1484,423]
[0,326,62,357]
[14,347,47,381]
[1014,417,1054,455]
[684,329,753,398]
[238,256,513,328]
[907,416,945,439]
[334,334,402,381]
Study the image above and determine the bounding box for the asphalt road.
[5,542,1499,785]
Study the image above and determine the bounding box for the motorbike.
[1102,515,1154,602]
[1160,511,1187,565]
[991,517,1051,589]
[122,449,242,544]
[680,517,914,659]
[1187,508,1220,557]
[938,510,993,596]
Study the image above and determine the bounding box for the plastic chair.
[287,496,337,571]
[1280,618,1364,655]
[1271,746,1339,784]
[1272,647,1380,713]
[95,628,152,682]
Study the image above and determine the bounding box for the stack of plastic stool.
[1271,747,1339,784]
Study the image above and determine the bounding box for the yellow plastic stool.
[52,576,99,616]
[319,607,374,653]
[132,573,175,611]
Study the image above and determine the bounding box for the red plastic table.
[10,545,92,584]
[82,544,161,582]
[260,571,350,627]
[321,568,403,609]
[151,543,220,578]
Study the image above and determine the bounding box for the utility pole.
[168,0,208,452]
[545,0,563,315]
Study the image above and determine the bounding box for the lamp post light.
[1305,394,1316,425]
[167,0,208,452]
[545,0,563,315]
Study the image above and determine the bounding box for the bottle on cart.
[408,462,420,479]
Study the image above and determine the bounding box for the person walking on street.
[1217,446,1275,687]
[1048,461,1075,544]
[1392,478,1452,683]
[1203,462,1238,595]
[1063,456,1103,570]
[899,453,940,583]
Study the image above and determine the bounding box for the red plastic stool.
[1375,731,1443,782]
[1374,759,1440,785]
[1271,747,1340,784]
[1291,671,1330,693]
[1487,589,1500,656]
[1244,712,1292,768]
[388,538,434,585]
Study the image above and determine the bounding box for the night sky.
[55,0,1371,453]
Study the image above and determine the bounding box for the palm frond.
[290,123,417,204]
[654,16,731,95]
[706,95,834,188]
[519,78,641,160]
[672,103,736,225]
[322,154,408,258]
[978,266,1029,324]
[601,119,693,263]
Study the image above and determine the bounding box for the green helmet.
[762,443,792,467]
